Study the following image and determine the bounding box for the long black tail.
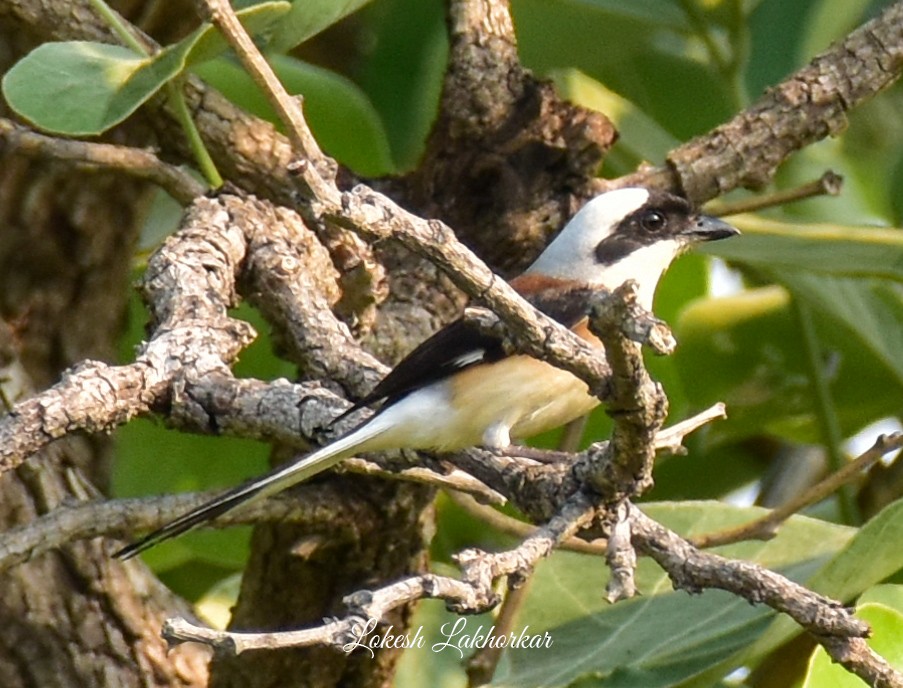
[114,419,389,560]
[114,479,269,560]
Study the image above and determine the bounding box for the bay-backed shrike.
[116,187,738,559]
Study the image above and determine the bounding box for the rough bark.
[0,131,209,688]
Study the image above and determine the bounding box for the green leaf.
[675,285,903,443]
[704,216,903,282]
[487,502,852,688]
[355,0,447,171]
[268,0,376,52]
[804,603,903,687]
[773,271,903,388]
[3,42,185,135]
[1,3,290,136]
[192,54,394,176]
[859,585,903,614]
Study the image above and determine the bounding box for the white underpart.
[359,384,456,451]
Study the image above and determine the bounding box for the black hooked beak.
[685,215,740,242]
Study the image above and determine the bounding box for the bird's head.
[525,188,738,309]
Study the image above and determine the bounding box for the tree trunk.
[0,136,209,686]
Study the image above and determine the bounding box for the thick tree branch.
[576,282,671,497]
[613,1,903,202]
[0,403,725,574]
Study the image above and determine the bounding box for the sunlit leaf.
[486,502,852,688]
[803,603,903,688]
[1,2,289,135]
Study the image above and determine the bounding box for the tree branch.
[630,505,903,688]
[612,0,903,202]
[0,118,206,203]
[692,432,903,548]
[162,491,597,654]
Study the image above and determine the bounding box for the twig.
[705,171,843,217]
[604,501,636,602]
[0,118,206,204]
[630,505,903,688]
[465,582,532,687]
[163,491,598,653]
[692,432,903,548]
[654,403,727,454]
[0,457,511,575]
[446,491,605,556]
[199,0,337,199]
[0,491,322,573]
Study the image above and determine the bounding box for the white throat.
[525,189,682,310]
[590,239,682,310]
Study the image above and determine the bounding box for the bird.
[115,187,738,559]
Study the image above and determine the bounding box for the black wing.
[347,318,506,413]
[336,282,601,419]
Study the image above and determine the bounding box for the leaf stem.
[88,0,148,56]
[167,80,222,188]
[792,297,860,525]
[89,0,220,187]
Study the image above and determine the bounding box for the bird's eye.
[641,211,666,232]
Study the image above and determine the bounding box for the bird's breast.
[447,319,603,445]
[362,320,604,453]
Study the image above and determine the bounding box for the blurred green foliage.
[75,0,903,684]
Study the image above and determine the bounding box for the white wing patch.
[450,350,487,367]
